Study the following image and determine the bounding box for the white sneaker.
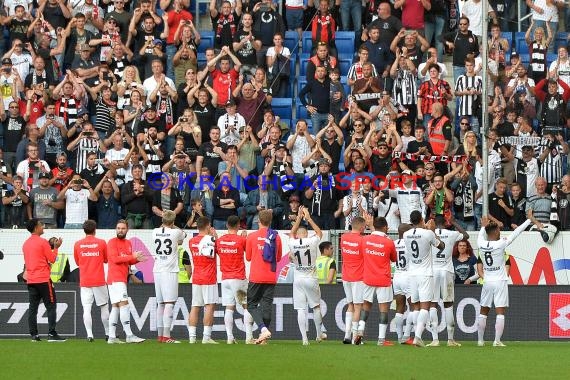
[107,337,125,344]
[227,338,237,344]
[255,329,272,344]
[126,335,145,343]
[245,338,256,345]
[413,337,425,347]
[302,340,310,346]
[447,340,462,347]
[426,340,440,347]
[189,337,197,344]
[493,341,507,347]
[202,338,219,344]
[477,341,485,347]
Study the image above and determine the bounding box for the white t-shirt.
[549,60,570,92]
[10,52,32,82]
[287,134,315,174]
[432,228,463,273]
[529,0,559,22]
[403,227,440,276]
[65,188,90,224]
[4,0,32,15]
[266,46,291,58]
[105,147,129,180]
[143,76,176,99]
[217,113,245,146]
[462,0,494,37]
[152,226,186,273]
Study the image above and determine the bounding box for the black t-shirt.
[134,29,161,58]
[42,4,69,30]
[406,140,434,170]
[64,29,96,67]
[3,116,26,152]
[192,102,216,142]
[488,192,513,227]
[320,139,342,174]
[198,141,228,177]
[138,118,166,136]
[233,29,257,66]
[25,69,56,89]
[9,19,30,44]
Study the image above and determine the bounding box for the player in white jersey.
[393,224,414,344]
[428,215,469,347]
[289,207,324,345]
[403,210,444,347]
[152,210,186,343]
[476,216,532,347]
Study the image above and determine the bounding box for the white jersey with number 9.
[403,227,440,276]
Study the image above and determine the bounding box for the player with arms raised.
[107,220,146,344]
[188,216,219,344]
[477,216,531,347]
[216,215,254,344]
[403,210,444,347]
[428,215,469,347]
[357,214,397,346]
[289,206,324,345]
[73,220,110,342]
[393,224,414,344]
[340,216,366,344]
[153,210,186,343]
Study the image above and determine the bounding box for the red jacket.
[23,235,58,284]
[107,238,137,284]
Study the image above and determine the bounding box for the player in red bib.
[188,216,219,344]
[73,220,109,342]
[340,216,366,344]
[216,215,254,344]
[107,220,146,344]
[358,214,397,346]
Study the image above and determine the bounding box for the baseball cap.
[153,38,163,45]
[317,157,330,166]
[38,172,50,179]
[289,194,300,203]
[1,58,12,65]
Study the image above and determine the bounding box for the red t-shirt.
[23,234,58,284]
[211,68,239,105]
[341,232,364,282]
[107,237,137,284]
[74,235,108,287]
[401,0,426,30]
[361,231,397,287]
[189,234,217,285]
[216,233,246,280]
[245,228,282,284]
[19,98,44,124]
[166,9,193,44]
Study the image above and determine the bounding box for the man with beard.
[233,12,261,80]
[353,62,384,113]
[205,46,241,117]
[121,164,154,229]
[106,220,146,344]
[196,126,228,179]
[37,101,67,168]
[1,100,27,171]
[27,172,62,228]
[139,125,165,174]
[57,173,98,229]
[210,0,242,50]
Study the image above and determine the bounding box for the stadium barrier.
[0,229,569,285]
[1,283,569,340]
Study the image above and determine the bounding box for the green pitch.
[2,340,569,379]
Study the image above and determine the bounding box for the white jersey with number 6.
[477,220,531,282]
[433,229,463,273]
[403,227,440,276]
[152,227,186,273]
[289,235,321,277]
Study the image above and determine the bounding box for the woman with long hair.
[452,239,479,284]
[168,108,202,160]
[117,65,144,109]
[526,19,553,83]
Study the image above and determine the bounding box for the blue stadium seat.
[501,32,513,45]
[335,31,355,57]
[197,53,206,68]
[547,53,558,66]
[516,36,529,55]
[297,76,307,97]
[555,32,568,51]
[519,53,530,66]
[198,31,214,53]
[271,98,293,120]
[340,76,350,98]
[284,31,301,54]
[302,31,313,55]
[338,55,353,76]
[296,102,309,120]
[300,53,310,76]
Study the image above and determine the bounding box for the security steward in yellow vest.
[316,241,337,284]
[177,245,192,283]
[50,253,70,283]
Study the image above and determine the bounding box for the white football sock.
[412,310,419,326]
[403,312,413,338]
[189,326,197,339]
[297,309,308,341]
[358,320,366,334]
[477,314,488,343]
[378,323,388,341]
[344,311,353,339]
[395,313,404,341]
[156,303,165,337]
[163,303,174,338]
[351,321,359,337]
[203,325,212,340]
[414,309,429,339]
[224,309,235,340]
[108,307,119,339]
[83,303,93,338]
[429,307,439,341]
[313,307,323,338]
[495,315,505,343]
[100,305,110,335]
[243,309,253,340]
[119,305,133,336]
[445,306,455,341]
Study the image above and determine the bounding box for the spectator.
[442,16,479,83]
[310,0,337,57]
[299,66,331,133]
[232,12,260,80]
[93,173,121,229]
[281,193,305,230]
[510,182,528,229]
[424,171,453,223]
[57,173,98,229]
[306,42,337,82]
[488,178,514,230]
[526,176,552,229]
[417,65,453,126]
[304,158,343,229]
[361,25,390,78]
[16,142,50,192]
[362,3,402,48]
[389,30,429,69]
[121,164,154,229]
[2,100,28,170]
[218,144,249,203]
[315,119,343,175]
[234,82,266,133]
[389,50,418,123]
[205,46,241,116]
[252,0,285,66]
[347,46,378,87]
[353,62,384,114]
[527,0,557,54]
[538,131,568,192]
[461,0,497,41]
[186,198,206,228]
[37,101,67,168]
[212,171,240,229]
[554,175,570,231]
[210,0,242,50]
[104,132,130,186]
[535,78,570,131]
[190,87,218,142]
[452,239,479,284]
[450,164,478,231]
[27,172,62,229]
[190,167,215,219]
[196,126,228,178]
[515,145,540,198]
[454,57,482,135]
[236,125,259,174]
[244,176,284,229]
[67,122,107,172]
[343,181,367,230]
[151,172,184,227]
[3,175,29,228]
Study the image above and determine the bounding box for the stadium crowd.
[1,0,570,235]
